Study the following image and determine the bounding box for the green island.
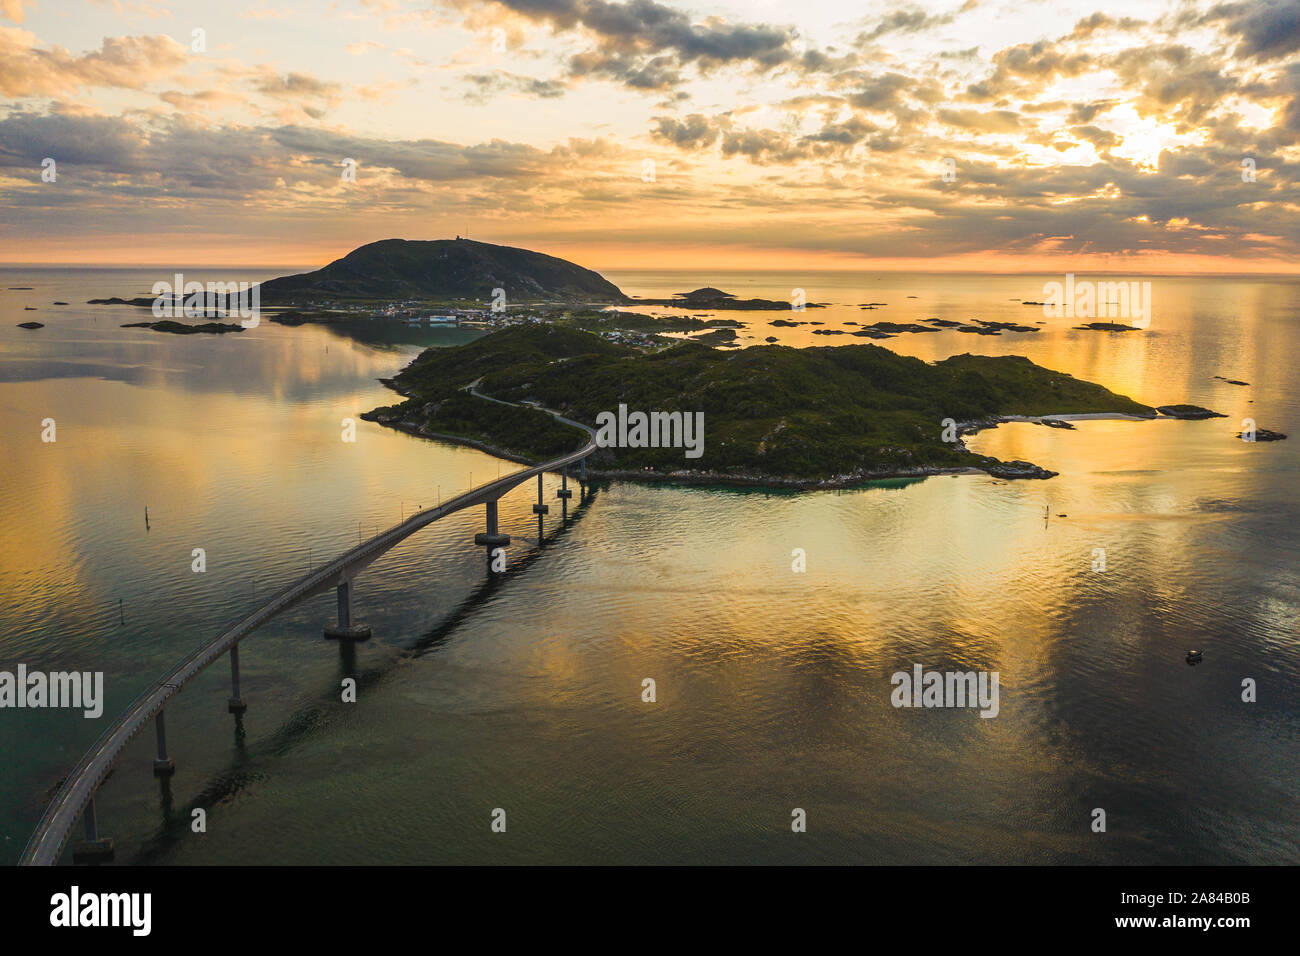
[362,324,1193,487]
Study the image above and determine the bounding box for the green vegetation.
[367,324,1159,483]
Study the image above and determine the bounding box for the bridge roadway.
[20,401,597,866]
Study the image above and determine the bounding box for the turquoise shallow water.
[0,268,1297,864]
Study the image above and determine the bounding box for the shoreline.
[364,411,997,489]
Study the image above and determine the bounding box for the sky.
[0,0,1298,272]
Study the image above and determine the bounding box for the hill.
[259,238,627,303]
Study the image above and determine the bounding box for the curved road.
[20,398,596,866]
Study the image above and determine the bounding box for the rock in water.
[1237,429,1287,442]
[1157,404,1226,419]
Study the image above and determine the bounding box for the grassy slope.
[369,325,1154,480]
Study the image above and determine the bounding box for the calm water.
[0,268,1297,864]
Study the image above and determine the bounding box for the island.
[1155,404,1225,419]
[259,237,627,303]
[362,324,1217,488]
[121,320,245,334]
[1075,321,1141,332]
[629,287,827,311]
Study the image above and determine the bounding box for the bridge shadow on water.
[123,483,602,864]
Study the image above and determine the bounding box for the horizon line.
[3,263,1300,279]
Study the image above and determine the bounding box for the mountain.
[259,238,627,303]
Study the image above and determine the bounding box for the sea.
[0,267,1296,864]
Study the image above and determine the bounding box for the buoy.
[1186,649,1203,664]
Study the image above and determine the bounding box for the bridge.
[20,395,597,866]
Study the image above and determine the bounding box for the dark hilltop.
[259,237,628,303]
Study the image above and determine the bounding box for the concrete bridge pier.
[152,709,175,777]
[71,796,114,864]
[532,474,549,538]
[557,466,573,519]
[324,578,372,640]
[475,499,510,572]
[227,645,247,714]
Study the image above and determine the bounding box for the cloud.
[462,70,568,101]
[568,51,681,88]
[1069,12,1145,37]
[937,107,1023,133]
[0,28,189,97]
[860,5,962,41]
[158,89,249,113]
[1205,0,1300,62]
[451,0,835,91]
[240,67,343,120]
[1072,124,1122,149]
[1108,44,1238,124]
[972,39,1095,99]
[651,112,719,147]
[7,0,1300,267]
